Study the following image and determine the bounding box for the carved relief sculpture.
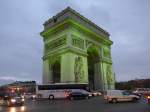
[74,56,84,82]
[106,65,113,86]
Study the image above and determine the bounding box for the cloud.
[0,0,150,84]
[0,76,17,81]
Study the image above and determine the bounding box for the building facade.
[0,81,36,93]
[40,7,115,91]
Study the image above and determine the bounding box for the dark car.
[125,90,142,98]
[0,93,25,106]
[132,93,142,97]
[67,90,91,100]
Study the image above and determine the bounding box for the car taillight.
[147,96,150,99]
[65,93,69,97]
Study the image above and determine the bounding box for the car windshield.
[80,90,89,94]
[72,92,82,94]
[122,91,130,95]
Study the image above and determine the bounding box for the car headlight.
[32,95,36,98]
[11,99,16,103]
[89,94,92,97]
[22,98,25,102]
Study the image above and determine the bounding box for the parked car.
[67,89,92,100]
[24,93,35,99]
[0,92,25,106]
[125,90,142,97]
[104,90,140,103]
[132,93,142,97]
[133,88,150,95]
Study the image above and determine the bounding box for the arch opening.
[52,60,61,83]
[87,46,100,91]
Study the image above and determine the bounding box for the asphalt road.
[0,96,150,112]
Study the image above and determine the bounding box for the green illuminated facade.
[40,7,115,91]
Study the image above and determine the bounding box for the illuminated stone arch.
[40,7,115,90]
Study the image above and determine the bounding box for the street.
[0,96,150,112]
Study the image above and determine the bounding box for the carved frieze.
[45,37,66,53]
[72,35,84,49]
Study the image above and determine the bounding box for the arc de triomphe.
[40,7,115,91]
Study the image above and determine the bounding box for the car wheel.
[112,98,117,103]
[20,103,23,106]
[49,95,54,100]
[37,94,42,98]
[70,96,74,100]
[132,98,138,102]
[85,96,89,99]
[107,100,110,103]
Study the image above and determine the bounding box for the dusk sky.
[0,0,150,84]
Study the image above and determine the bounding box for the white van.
[104,90,140,103]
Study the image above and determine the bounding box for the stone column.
[61,53,75,83]
[103,62,108,90]
[107,65,115,89]
[48,63,53,83]
[94,60,104,91]
[42,59,52,84]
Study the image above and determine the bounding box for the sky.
[0,0,150,84]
